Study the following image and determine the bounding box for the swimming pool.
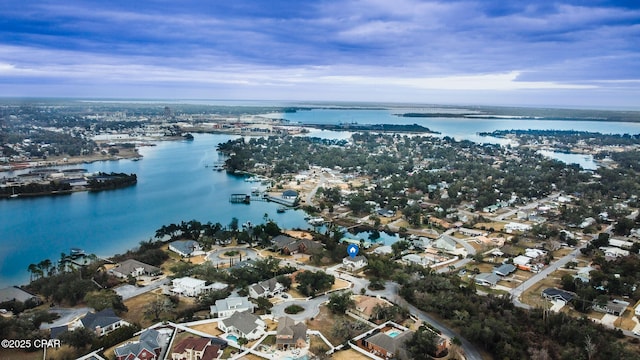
[387,330,401,338]
[226,335,238,342]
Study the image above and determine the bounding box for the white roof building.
[171,277,226,297]
[513,255,532,266]
[504,222,532,233]
[210,296,255,317]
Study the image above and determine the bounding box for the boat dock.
[228,193,296,207]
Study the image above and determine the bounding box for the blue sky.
[1,0,639,107]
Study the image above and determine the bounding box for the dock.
[229,193,251,204]
[228,193,297,207]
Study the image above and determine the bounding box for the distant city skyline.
[1,1,639,108]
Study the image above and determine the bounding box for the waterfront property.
[109,259,161,279]
[169,240,203,258]
[0,286,40,304]
[272,234,323,255]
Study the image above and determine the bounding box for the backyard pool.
[226,335,238,342]
[386,330,401,338]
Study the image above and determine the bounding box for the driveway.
[40,307,91,330]
[114,277,170,300]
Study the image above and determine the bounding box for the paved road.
[509,241,588,309]
[276,260,482,359]
[444,228,477,256]
[492,193,559,221]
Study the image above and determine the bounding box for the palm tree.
[41,259,52,277]
[27,263,38,282]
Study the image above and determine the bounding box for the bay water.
[3,109,640,287]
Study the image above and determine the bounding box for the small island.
[1,170,137,199]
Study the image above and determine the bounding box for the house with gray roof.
[248,277,285,299]
[474,273,501,287]
[594,299,629,316]
[114,328,162,360]
[210,296,254,317]
[272,235,323,255]
[276,316,308,350]
[75,308,130,337]
[109,259,161,279]
[0,286,40,304]
[541,288,575,303]
[493,263,516,277]
[168,240,202,257]
[433,234,457,252]
[218,311,266,340]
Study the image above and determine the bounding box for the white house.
[342,256,368,272]
[171,277,226,297]
[373,245,393,255]
[600,247,630,258]
[401,254,430,267]
[210,296,254,317]
[525,248,547,260]
[218,311,266,340]
[504,222,532,233]
[513,255,532,266]
[249,277,285,299]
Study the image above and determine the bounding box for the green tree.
[327,291,354,314]
[83,290,127,312]
[296,271,335,297]
[59,327,96,349]
[406,325,438,359]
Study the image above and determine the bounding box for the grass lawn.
[520,275,559,308]
[331,349,372,360]
[473,222,505,231]
[307,306,341,345]
[122,290,196,328]
[190,321,222,336]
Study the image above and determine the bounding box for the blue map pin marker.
[347,243,359,258]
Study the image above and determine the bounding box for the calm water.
[282,109,640,139]
[0,134,311,287]
[3,109,640,286]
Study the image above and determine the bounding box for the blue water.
[226,335,238,342]
[0,134,312,287]
[282,109,640,140]
[3,109,639,287]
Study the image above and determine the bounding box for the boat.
[308,217,325,225]
[183,133,194,140]
[277,206,287,213]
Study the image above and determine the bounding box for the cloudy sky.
[1,0,639,107]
